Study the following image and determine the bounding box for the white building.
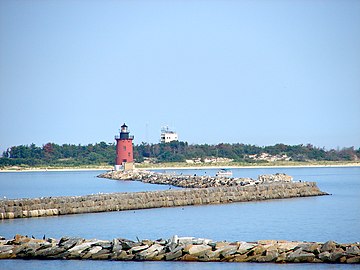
[160,126,178,143]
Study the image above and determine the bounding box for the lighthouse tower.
[115,123,134,171]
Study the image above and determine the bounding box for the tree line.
[1,141,359,167]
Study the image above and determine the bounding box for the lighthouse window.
[123,146,126,151]
[128,152,130,157]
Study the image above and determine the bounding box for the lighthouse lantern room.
[115,123,134,171]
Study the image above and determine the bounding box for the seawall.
[0,234,359,263]
[0,181,327,219]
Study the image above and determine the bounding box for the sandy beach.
[139,163,360,171]
[1,162,359,173]
[0,167,113,173]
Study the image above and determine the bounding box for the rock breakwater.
[0,182,327,219]
[0,234,359,263]
[98,170,294,188]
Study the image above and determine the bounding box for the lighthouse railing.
[115,135,134,140]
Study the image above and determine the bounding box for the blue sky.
[1,0,359,152]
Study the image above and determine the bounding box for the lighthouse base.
[114,162,134,171]
[114,165,122,171]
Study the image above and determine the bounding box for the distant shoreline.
[0,167,112,173]
[141,163,360,171]
[0,162,359,173]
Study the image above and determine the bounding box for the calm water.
[0,170,180,199]
[0,167,359,269]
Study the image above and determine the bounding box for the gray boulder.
[318,251,331,262]
[165,248,183,260]
[0,245,13,259]
[112,238,122,253]
[34,246,66,258]
[256,250,279,262]
[58,237,84,250]
[321,240,336,252]
[287,249,315,262]
[346,246,360,256]
[136,243,164,260]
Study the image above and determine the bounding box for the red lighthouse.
[115,123,134,171]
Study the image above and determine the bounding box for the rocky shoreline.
[0,234,359,264]
[98,170,294,188]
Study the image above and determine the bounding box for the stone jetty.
[98,169,294,188]
[0,234,359,264]
[0,181,326,219]
[0,170,328,219]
